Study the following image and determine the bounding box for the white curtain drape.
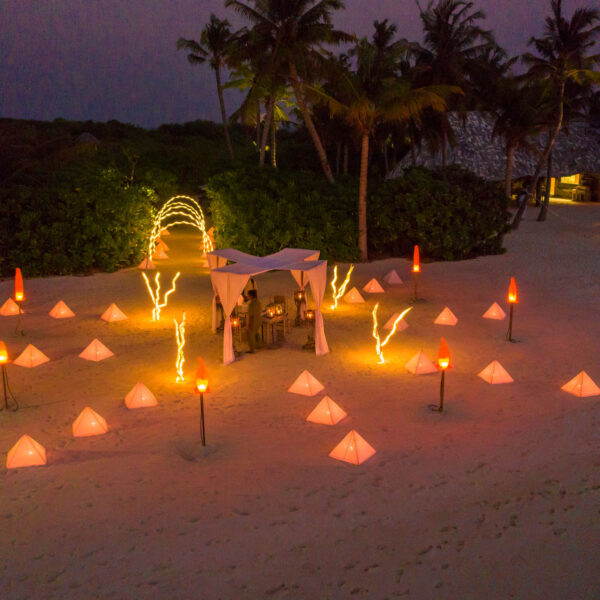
[208,254,229,333]
[210,271,250,364]
[306,262,329,356]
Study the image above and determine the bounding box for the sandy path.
[0,205,599,599]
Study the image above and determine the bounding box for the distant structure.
[389,112,600,201]
[76,132,100,149]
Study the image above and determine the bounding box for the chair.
[273,295,289,337]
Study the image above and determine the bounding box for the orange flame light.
[174,312,186,383]
[195,357,210,393]
[437,338,451,370]
[372,304,413,364]
[0,341,8,364]
[330,264,354,310]
[413,246,420,273]
[14,268,24,302]
[142,271,180,321]
[508,277,518,303]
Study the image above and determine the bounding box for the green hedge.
[369,166,510,260]
[207,166,509,262]
[0,163,155,277]
[206,167,361,261]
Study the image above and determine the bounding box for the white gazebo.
[208,248,329,365]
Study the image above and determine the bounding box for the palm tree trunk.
[343,144,349,176]
[259,95,275,167]
[289,62,335,183]
[505,142,515,200]
[215,67,234,162]
[335,142,341,176]
[537,148,552,221]
[359,132,369,262]
[513,81,565,229]
[271,119,277,168]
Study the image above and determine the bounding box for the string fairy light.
[174,312,186,383]
[371,304,413,364]
[142,271,180,321]
[330,264,354,310]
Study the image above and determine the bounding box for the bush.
[0,162,155,277]
[206,167,361,261]
[369,167,510,260]
[207,166,509,263]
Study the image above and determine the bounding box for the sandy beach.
[1,203,599,599]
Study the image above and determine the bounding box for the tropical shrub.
[0,162,155,277]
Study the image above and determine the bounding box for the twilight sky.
[0,0,592,128]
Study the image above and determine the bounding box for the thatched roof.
[389,112,600,181]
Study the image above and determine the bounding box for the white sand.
[1,205,599,599]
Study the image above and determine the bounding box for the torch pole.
[15,302,24,336]
[506,304,514,342]
[200,393,206,446]
[1,364,18,411]
[413,272,418,302]
[439,370,445,413]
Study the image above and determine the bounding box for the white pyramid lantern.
[363,278,385,293]
[6,435,47,469]
[478,360,514,384]
[306,396,347,425]
[72,407,109,437]
[383,269,403,285]
[482,302,506,320]
[155,237,169,251]
[160,228,170,237]
[13,344,50,368]
[329,430,376,465]
[561,371,600,397]
[405,351,437,375]
[138,256,155,270]
[100,303,128,322]
[344,287,365,303]
[49,300,75,319]
[434,307,458,326]
[125,382,158,409]
[0,298,21,316]
[288,370,324,396]
[79,339,114,362]
[383,313,408,332]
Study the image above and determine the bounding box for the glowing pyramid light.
[152,247,169,260]
[160,227,170,237]
[482,302,506,320]
[329,430,376,465]
[405,351,437,375]
[79,339,114,362]
[13,344,50,368]
[383,269,403,285]
[363,278,385,293]
[49,300,75,319]
[383,313,408,332]
[124,382,158,409]
[306,396,347,425]
[344,287,365,304]
[6,434,47,469]
[138,256,156,270]
[155,237,169,251]
[72,407,108,437]
[101,303,128,322]
[288,370,324,396]
[0,298,21,316]
[478,360,514,384]
[434,307,458,326]
[561,371,600,397]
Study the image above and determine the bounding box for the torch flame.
[174,312,186,383]
[372,304,413,364]
[142,271,181,321]
[330,264,354,310]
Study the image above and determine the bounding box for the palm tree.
[177,14,236,162]
[414,0,497,166]
[512,0,600,226]
[491,77,550,200]
[225,0,352,183]
[313,35,457,261]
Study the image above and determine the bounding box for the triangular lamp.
[101,303,128,322]
[344,287,365,303]
[125,382,158,409]
[561,371,600,397]
[72,407,108,437]
[383,270,403,285]
[363,278,385,293]
[405,351,437,375]
[478,360,514,384]
[13,344,50,368]
[6,434,47,469]
[79,339,114,362]
[288,370,324,396]
[434,307,458,326]
[49,300,75,319]
[306,396,347,425]
[482,302,506,320]
[329,430,376,465]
